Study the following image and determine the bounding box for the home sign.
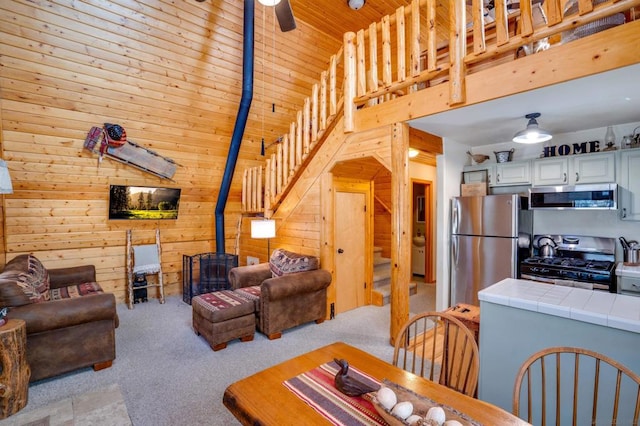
[542,140,600,158]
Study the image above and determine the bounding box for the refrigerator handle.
[452,235,458,266]
[451,200,459,234]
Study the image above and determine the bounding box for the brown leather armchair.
[229,261,331,340]
[0,255,118,382]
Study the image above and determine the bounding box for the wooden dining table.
[223,341,530,425]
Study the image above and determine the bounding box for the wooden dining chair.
[513,346,640,426]
[392,311,479,397]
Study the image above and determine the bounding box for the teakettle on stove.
[537,236,557,258]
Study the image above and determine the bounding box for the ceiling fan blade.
[275,0,296,32]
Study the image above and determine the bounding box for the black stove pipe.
[215,0,254,253]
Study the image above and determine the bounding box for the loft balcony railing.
[243,0,639,216]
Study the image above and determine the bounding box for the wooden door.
[335,190,367,314]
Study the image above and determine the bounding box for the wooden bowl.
[367,380,480,426]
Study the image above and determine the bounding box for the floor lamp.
[0,160,13,194]
[251,219,276,262]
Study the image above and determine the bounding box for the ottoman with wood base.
[192,290,255,351]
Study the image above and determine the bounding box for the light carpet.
[1,285,435,425]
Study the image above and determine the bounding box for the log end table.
[0,318,31,419]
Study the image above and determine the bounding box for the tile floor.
[0,384,130,426]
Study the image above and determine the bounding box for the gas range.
[520,235,617,292]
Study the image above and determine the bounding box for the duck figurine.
[333,358,380,396]
[466,151,490,164]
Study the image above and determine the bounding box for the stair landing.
[371,247,417,306]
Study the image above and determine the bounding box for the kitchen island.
[477,278,640,422]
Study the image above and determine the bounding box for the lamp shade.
[513,112,552,144]
[0,159,13,194]
[258,0,281,6]
[251,219,276,239]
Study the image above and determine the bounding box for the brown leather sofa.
[228,252,331,340]
[0,255,118,382]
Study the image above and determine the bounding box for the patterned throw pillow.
[50,282,103,300]
[0,254,49,305]
[26,255,51,301]
[269,249,319,278]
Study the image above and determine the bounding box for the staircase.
[372,247,417,306]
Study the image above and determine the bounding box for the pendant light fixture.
[258,0,281,6]
[512,112,552,144]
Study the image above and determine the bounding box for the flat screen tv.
[109,185,181,220]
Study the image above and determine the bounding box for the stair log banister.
[243,0,640,216]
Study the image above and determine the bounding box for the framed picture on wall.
[109,185,181,220]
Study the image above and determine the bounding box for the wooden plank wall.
[0,0,341,302]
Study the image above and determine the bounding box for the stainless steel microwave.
[529,183,617,210]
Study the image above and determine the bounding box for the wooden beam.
[409,127,443,155]
[390,122,411,345]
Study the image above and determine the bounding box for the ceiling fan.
[196,0,296,32]
[270,0,297,32]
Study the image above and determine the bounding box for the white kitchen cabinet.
[533,151,615,186]
[494,160,531,186]
[412,245,425,275]
[619,148,640,221]
[463,160,531,187]
[463,164,495,186]
[532,157,568,185]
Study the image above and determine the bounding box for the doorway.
[334,178,372,314]
[412,180,434,283]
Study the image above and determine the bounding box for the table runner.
[283,360,386,426]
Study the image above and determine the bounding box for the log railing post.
[257,165,263,211]
[449,0,467,106]
[368,22,378,92]
[472,0,487,54]
[382,16,392,87]
[269,153,276,204]
[276,143,283,195]
[303,97,311,155]
[242,169,248,212]
[411,0,421,77]
[343,32,356,133]
[311,83,319,144]
[426,0,437,71]
[330,54,337,117]
[396,6,406,82]
[320,71,327,130]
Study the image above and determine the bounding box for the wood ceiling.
[289,0,459,51]
[291,0,423,41]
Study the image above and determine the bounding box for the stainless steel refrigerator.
[450,194,532,306]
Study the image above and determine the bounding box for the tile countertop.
[478,278,640,334]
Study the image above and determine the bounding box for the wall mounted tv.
[109,185,181,220]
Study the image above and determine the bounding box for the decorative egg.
[406,414,423,425]
[425,406,447,425]
[391,401,414,419]
[376,387,397,410]
[443,421,463,426]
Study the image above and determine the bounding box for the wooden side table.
[0,319,30,419]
